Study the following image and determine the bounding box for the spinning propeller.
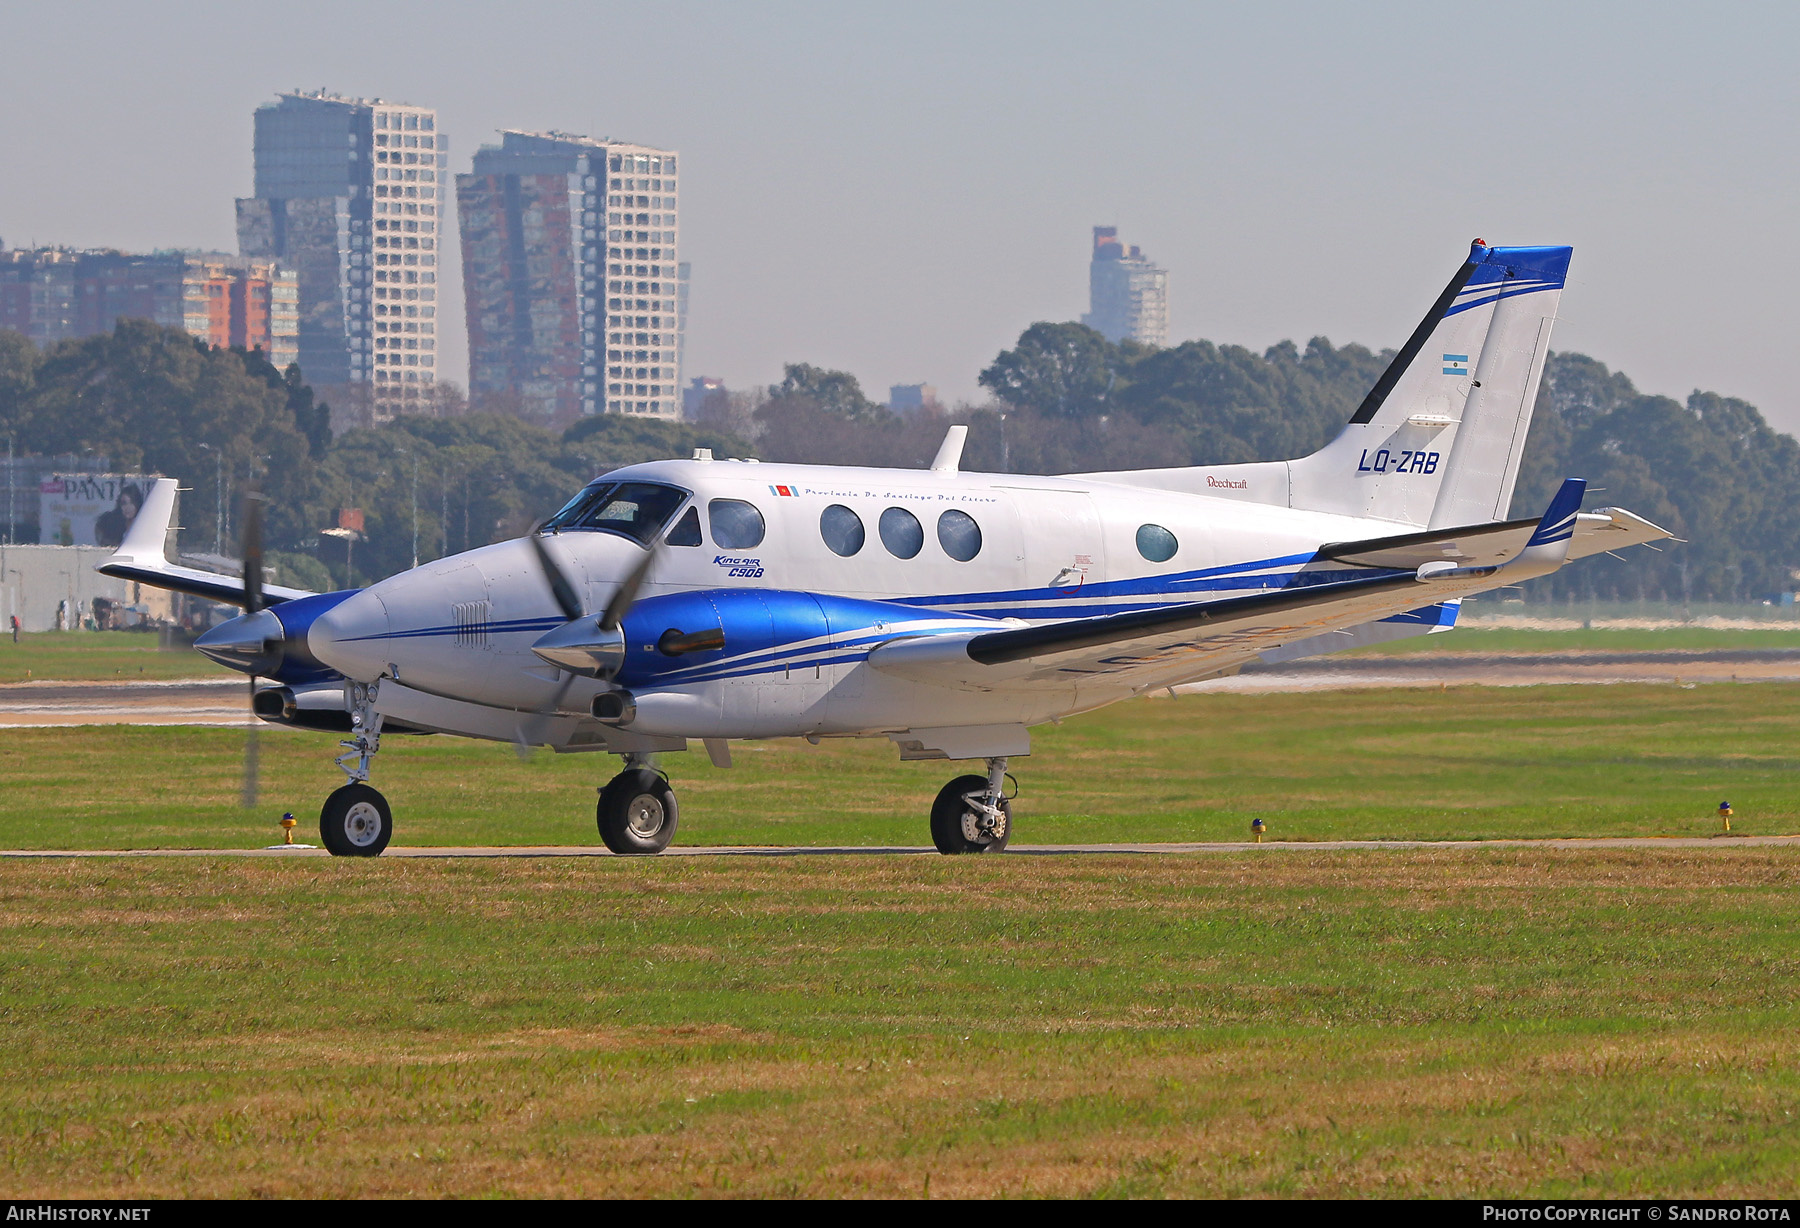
[513,525,660,750]
[527,522,657,642]
[238,490,266,809]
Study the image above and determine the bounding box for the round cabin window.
[936,509,982,562]
[878,507,924,559]
[708,499,766,549]
[1136,523,1178,563]
[819,504,865,557]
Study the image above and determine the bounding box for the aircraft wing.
[870,567,1434,692]
[94,477,314,607]
[871,484,1671,694]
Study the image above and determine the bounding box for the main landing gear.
[930,757,1013,855]
[597,754,680,855]
[320,682,392,857]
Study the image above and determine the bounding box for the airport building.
[1081,226,1169,348]
[0,545,172,632]
[457,130,682,424]
[236,91,446,417]
[0,247,297,367]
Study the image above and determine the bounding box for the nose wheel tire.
[598,768,679,855]
[319,783,393,857]
[930,774,1011,855]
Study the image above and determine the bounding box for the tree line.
[0,317,1792,601]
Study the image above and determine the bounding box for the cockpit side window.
[542,481,690,546]
[665,505,703,547]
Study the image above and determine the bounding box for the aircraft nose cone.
[194,608,283,676]
[307,589,392,683]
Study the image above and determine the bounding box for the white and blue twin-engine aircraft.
[103,240,1668,856]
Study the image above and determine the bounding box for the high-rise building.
[0,247,296,367]
[676,259,690,406]
[457,130,681,424]
[236,91,446,415]
[887,384,939,413]
[1081,226,1168,348]
[682,376,724,418]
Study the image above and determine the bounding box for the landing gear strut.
[597,754,679,855]
[320,681,391,857]
[930,757,1012,855]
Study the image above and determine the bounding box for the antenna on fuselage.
[930,425,968,474]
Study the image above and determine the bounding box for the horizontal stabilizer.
[1320,500,1670,572]
[94,477,314,608]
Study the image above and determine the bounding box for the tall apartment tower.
[457,130,681,424]
[1081,226,1168,348]
[236,91,447,415]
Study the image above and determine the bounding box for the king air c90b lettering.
[101,239,1670,857]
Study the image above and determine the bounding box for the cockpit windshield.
[542,481,690,545]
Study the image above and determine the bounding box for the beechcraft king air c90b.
[102,240,1669,857]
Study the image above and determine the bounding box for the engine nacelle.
[195,590,358,686]
[252,683,428,734]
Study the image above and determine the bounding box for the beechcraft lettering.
[1358,449,1440,475]
[101,238,1672,858]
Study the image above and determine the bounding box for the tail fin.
[1289,240,1570,524]
[1078,241,1570,529]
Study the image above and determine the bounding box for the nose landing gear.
[930,756,1013,854]
[598,754,680,854]
[320,681,391,857]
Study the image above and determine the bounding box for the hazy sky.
[4,1,1797,429]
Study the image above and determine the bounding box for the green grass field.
[2,849,1796,1197]
[4,682,1792,851]
[0,631,225,684]
[7,659,1800,1197]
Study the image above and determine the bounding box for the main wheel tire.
[929,774,1012,855]
[597,768,679,855]
[319,783,393,857]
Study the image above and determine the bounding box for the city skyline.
[1,3,1796,430]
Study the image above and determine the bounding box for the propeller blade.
[527,524,584,623]
[514,670,579,758]
[239,491,266,810]
[240,490,265,614]
[600,545,657,631]
[241,674,261,809]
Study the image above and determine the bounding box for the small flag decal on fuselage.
[769,484,798,497]
[1442,353,1469,376]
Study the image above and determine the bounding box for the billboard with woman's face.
[40,474,153,548]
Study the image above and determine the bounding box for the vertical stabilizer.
[1423,247,1570,526]
[1077,241,1570,530]
[1285,241,1570,524]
